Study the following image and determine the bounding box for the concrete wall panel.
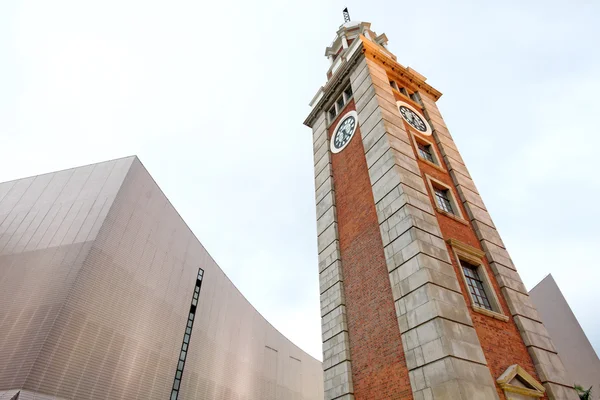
[0,157,323,400]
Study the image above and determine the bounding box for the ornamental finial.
[343,8,351,23]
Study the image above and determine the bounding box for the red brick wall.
[395,90,544,398]
[329,100,413,399]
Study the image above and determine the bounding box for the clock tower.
[304,20,579,400]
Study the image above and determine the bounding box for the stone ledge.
[390,264,462,301]
[542,382,580,400]
[323,360,354,400]
[409,357,498,400]
[397,292,473,332]
[502,287,542,323]
[318,240,341,272]
[322,331,352,371]
[317,222,339,254]
[320,281,346,317]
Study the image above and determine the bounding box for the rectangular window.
[343,86,353,101]
[417,142,435,163]
[328,106,336,122]
[327,84,352,125]
[460,260,492,310]
[400,87,409,96]
[448,238,508,321]
[434,187,454,214]
[336,96,344,112]
[170,268,205,400]
[389,80,399,91]
[410,92,421,105]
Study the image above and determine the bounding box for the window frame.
[417,141,435,164]
[447,239,508,321]
[409,132,445,171]
[460,259,493,310]
[326,83,354,126]
[424,175,465,222]
[389,79,423,107]
[434,187,454,214]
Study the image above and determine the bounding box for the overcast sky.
[1,0,598,361]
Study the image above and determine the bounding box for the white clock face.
[397,101,432,136]
[330,110,358,154]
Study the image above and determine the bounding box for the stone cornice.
[361,38,443,102]
[446,238,486,259]
[305,35,443,128]
[304,39,366,128]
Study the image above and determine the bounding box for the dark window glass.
[433,187,454,214]
[344,86,353,100]
[410,92,421,105]
[417,142,435,163]
[460,260,492,310]
[328,106,336,122]
[400,87,409,96]
[336,96,344,111]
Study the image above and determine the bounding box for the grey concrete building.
[530,275,600,398]
[0,156,323,400]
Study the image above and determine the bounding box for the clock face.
[397,101,432,136]
[330,111,358,153]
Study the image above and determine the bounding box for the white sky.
[1,0,598,361]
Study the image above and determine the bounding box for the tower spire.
[342,7,351,23]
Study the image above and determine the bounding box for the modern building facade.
[530,275,600,398]
[0,156,324,400]
[305,20,579,400]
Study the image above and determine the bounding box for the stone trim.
[448,239,509,322]
[350,55,499,400]
[409,131,446,173]
[424,174,466,222]
[419,93,579,400]
[445,238,485,259]
[312,101,355,400]
[497,364,545,398]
